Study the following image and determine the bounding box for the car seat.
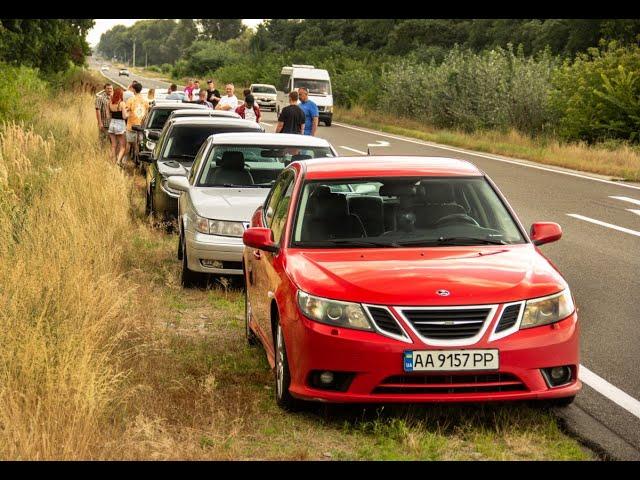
[206,151,254,186]
[301,186,366,241]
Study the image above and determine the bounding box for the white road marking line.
[566,213,640,237]
[579,366,640,420]
[627,209,640,217]
[333,121,640,191]
[610,195,640,206]
[339,146,367,155]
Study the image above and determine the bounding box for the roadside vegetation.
[0,64,593,459]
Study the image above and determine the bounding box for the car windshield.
[293,79,331,95]
[160,125,221,162]
[148,109,175,130]
[197,145,334,188]
[252,86,276,94]
[291,177,525,248]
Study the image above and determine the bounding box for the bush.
[146,65,161,73]
[380,45,556,134]
[160,63,172,74]
[0,64,46,123]
[550,41,640,143]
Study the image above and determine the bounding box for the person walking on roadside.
[298,87,319,136]
[166,83,182,100]
[193,88,214,109]
[206,80,221,108]
[276,90,305,134]
[107,87,129,166]
[236,94,261,123]
[95,82,114,145]
[184,79,195,102]
[125,82,150,166]
[215,84,238,111]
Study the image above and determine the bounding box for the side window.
[279,74,290,93]
[189,141,208,184]
[270,177,295,244]
[264,169,294,229]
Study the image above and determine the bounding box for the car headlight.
[326,106,333,113]
[146,140,156,150]
[297,291,373,331]
[520,289,575,329]
[194,215,245,237]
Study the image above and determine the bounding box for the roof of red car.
[301,156,483,179]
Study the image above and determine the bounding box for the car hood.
[254,93,276,100]
[190,187,269,221]
[285,244,567,306]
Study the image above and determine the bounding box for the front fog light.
[319,371,334,385]
[542,366,573,387]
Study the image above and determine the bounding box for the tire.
[324,118,332,127]
[180,233,206,288]
[274,318,304,411]
[245,286,258,347]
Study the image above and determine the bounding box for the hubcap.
[276,324,284,398]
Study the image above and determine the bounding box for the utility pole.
[132,39,136,67]
[145,50,148,68]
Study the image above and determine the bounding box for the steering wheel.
[434,213,480,227]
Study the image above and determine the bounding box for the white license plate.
[403,349,499,372]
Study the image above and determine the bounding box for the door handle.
[252,249,262,260]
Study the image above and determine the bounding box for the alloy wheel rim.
[276,324,284,398]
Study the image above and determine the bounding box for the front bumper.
[319,112,333,122]
[256,99,276,108]
[153,184,179,222]
[284,309,580,403]
[185,230,244,275]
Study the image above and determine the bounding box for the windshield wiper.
[221,184,262,188]
[392,237,508,247]
[297,239,401,248]
[165,154,194,160]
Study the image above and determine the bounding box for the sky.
[86,19,265,47]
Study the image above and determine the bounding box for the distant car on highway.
[250,84,277,111]
[139,117,265,227]
[242,156,580,410]
[119,68,130,77]
[101,65,109,71]
[167,133,337,286]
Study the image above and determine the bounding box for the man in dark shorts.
[276,90,305,134]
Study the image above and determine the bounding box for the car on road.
[133,102,209,167]
[140,117,265,226]
[277,65,333,126]
[167,133,338,287]
[119,68,130,77]
[242,156,580,410]
[168,109,242,121]
[250,84,277,111]
[101,65,109,71]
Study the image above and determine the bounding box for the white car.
[119,68,130,77]
[250,83,277,111]
[101,65,109,71]
[167,133,338,286]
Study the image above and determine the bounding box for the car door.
[248,169,296,349]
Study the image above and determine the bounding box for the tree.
[0,19,94,73]
[197,19,245,42]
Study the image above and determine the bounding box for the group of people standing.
[95,80,149,166]
[95,75,323,165]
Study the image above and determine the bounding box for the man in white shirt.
[215,83,238,111]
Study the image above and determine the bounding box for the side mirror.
[148,131,160,141]
[138,151,154,163]
[530,222,562,246]
[243,227,278,253]
[167,176,190,192]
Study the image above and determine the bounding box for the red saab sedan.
[242,156,580,410]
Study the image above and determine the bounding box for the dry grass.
[335,105,640,182]
[0,84,595,460]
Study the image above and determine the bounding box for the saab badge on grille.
[436,289,450,297]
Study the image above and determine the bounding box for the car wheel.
[324,118,332,127]
[274,318,303,411]
[245,286,258,347]
[180,234,206,288]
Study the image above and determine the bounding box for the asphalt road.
[94,60,640,459]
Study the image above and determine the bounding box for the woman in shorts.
[108,87,129,166]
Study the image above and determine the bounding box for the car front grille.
[495,304,522,333]
[366,306,406,338]
[373,373,527,394]
[399,307,493,340]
